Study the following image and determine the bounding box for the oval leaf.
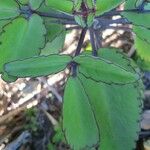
[5,55,71,77]
[74,55,139,84]
[63,76,99,150]
[79,74,142,150]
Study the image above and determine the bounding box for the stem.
[93,18,131,30]
[94,29,102,49]
[75,28,87,56]
[33,10,74,20]
[89,28,98,56]
[50,19,77,25]
[106,26,132,32]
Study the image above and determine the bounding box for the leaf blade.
[63,76,99,150]
[5,55,71,77]
[78,74,141,150]
[0,0,20,20]
[74,55,139,84]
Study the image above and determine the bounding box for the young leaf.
[4,55,71,77]
[96,0,125,16]
[74,55,139,84]
[63,76,99,150]
[0,14,46,81]
[78,74,142,150]
[45,0,73,14]
[29,0,44,10]
[0,0,20,20]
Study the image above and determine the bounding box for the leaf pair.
[63,48,143,150]
[5,49,139,84]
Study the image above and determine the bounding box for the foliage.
[1,0,149,149]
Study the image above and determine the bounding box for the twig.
[106,26,132,32]
[41,108,58,126]
[94,29,102,49]
[50,19,77,25]
[33,10,74,20]
[75,28,87,56]
[89,28,98,56]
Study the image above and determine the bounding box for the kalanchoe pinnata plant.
[1,0,150,149]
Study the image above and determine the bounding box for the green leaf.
[135,35,150,62]
[78,48,143,150]
[5,55,71,77]
[133,26,150,44]
[133,25,150,71]
[124,0,137,9]
[0,0,20,20]
[0,14,46,81]
[136,57,150,71]
[74,55,139,84]
[45,0,73,14]
[0,20,10,32]
[41,32,66,55]
[99,48,136,72]
[45,23,65,42]
[78,74,142,150]
[40,23,66,55]
[63,76,99,150]
[29,0,44,10]
[75,14,94,27]
[122,12,150,28]
[63,48,143,149]
[124,0,150,9]
[134,34,150,71]
[96,0,125,16]
[19,0,29,5]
